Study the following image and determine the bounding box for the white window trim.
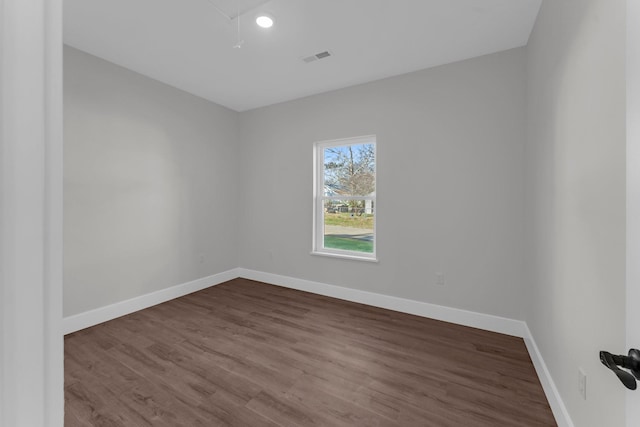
[312,135,377,262]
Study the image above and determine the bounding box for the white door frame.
[629,0,640,426]
[0,0,64,426]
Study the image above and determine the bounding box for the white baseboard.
[63,268,240,334]
[523,325,575,427]
[237,268,527,337]
[62,266,573,426]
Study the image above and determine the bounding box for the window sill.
[310,250,379,263]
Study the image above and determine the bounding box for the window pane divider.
[319,196,375,201]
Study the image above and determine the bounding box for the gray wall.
[64,46,240,316]
[238,48,527,320]
[524,0,626,425]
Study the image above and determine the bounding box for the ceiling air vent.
[302,50,332,63]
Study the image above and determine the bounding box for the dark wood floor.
[65,278,556,426]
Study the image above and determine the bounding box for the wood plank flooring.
[64,278,556,426]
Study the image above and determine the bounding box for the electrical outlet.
[436,272,445,286]
[578,368,587,400]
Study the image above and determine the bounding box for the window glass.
[313,136,376,261]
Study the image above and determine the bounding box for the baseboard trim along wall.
[523,325,576,427]
[62,267,573,426]
[238,268,527,337]
[62,268,241,334]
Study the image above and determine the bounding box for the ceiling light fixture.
[256,14,274,28]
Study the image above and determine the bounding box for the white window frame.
[312,135,377,262]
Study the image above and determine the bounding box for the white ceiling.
[64,0,542,112]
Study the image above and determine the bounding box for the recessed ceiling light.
[256,14,274,29]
